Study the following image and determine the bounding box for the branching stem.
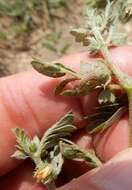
[47,181,56,190]
[93,28,132,146]
[93,28,127,89]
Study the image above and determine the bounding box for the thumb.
[58,148,132,190]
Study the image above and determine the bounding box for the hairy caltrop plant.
[12,0,132,190]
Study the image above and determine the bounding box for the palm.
[0,46,132,190]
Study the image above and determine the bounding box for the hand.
[0,46,132,190]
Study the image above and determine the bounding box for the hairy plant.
[12,0,132,189]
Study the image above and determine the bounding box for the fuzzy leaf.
[13,128,30,149]
[55,63,78,77]
[31,61,66,78]
[12,150,28,160]
[74,61,111,96]
[61,89,79,96]
[54,77,77,95]
[88,37,102,53]
[60,61,111,97]
[111,32,127,46]
[87,106,126,134]
[40,112,77,152]
[86,0,108,8]
[29,136,40,153]
[40,146,64,185]
[32,136,40,148]
[12,128,40,159]
[80,60,106,74]
[98,89,116,104]
[49,146,64,180]
[70,28,88,43]
[60,139,102,167]
[119,0,132,23]
[31,60,78,79]
[72,0,132,53]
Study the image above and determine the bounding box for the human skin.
[0,46,132,190]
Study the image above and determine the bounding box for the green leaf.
[80,60,107,74]
[118,0,132,23]
[13,128,30,147]
[72,0,132,54]
[12,128,40,159]
[29,136,40,153]
[12,128,31,159]
[60,139,102,167]
[111,32,127,46]
[85,94,127,134]
[87,106,126,134]
[11,150,28,160]
[80,61,111,81]
[40,112,77,152]
[31,60,79,79]
[98,89,116,104]
[55,63,79,78]
[60,61,111,97]
[32,136,40,148]
[54,77,77,95]
[85,0,108,8]
[49,146,64,180]
[72,61,111,96]
[31,61,66,78]
[61,89,79,96]
[70,28,88,44]
[88,37,102,53]
[96,103,120,111]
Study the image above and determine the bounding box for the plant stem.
[127,90,132,146]
[33,156,56,190]
[33,156,45,169]
[47,181,56,190]
[93,28,132,146]
[93,29,128,89]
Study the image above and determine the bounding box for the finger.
[1,148,132,190]
[110,45,132,76]
[0,45,131,176]
[0,161,45,190]
[57,148,132,190]
[0,52,91,176]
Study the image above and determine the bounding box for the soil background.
[0,0,131,77]
[0,0,85,76]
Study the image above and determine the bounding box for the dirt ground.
[0,0,86,76]
[0,1,131,77]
